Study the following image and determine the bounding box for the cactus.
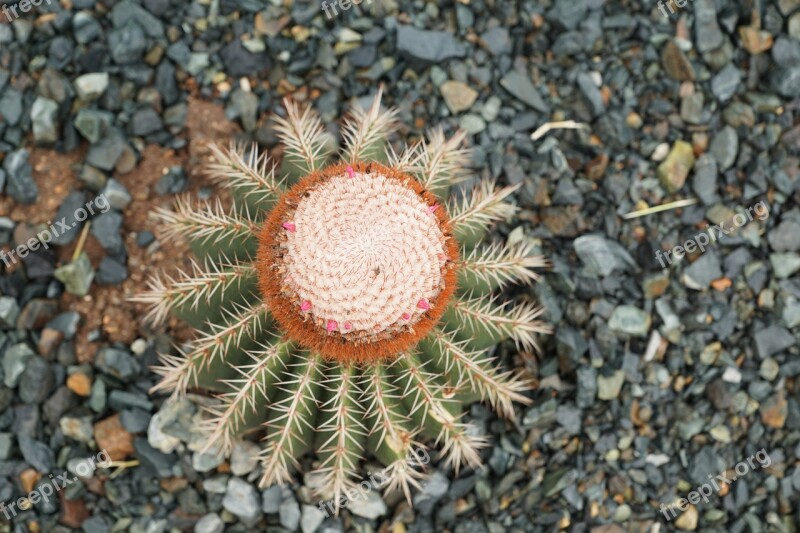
[134,91,549,512]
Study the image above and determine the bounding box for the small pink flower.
[401,312,411,321]
[326,320,338,332]
[282,222,296,232]
[427,204,439,214]
[343,322,352,331]
[346,165,355,178]
[300,300,312,312]
[417,299,430,310]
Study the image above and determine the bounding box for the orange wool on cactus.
[257,161,459,363]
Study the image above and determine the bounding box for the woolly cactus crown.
[135,91,548,511]
[259,160,459,362]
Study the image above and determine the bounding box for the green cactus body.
[134,90,549,508]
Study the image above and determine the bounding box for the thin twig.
[530,120,589,141]
[101,459,141,479]
[621,198,698,220]
[71,221,92,262]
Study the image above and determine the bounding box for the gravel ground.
[1,0,799,532]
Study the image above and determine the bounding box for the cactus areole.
[258,161,459,362]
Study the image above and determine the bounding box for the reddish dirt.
[60,143,192,362]
[3,97,241,362]
[0,146,86,223]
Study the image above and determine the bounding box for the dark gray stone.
[772,65,800,98]
[101,179,131,210]
[223,477,262,525]
[130,107,164,136]
[73,11,102,44]
[120,409,151,433]
[155,166,187,195]
[108,390,152,411]
[576,72,605,117]
[556,404,582,435]
[692,153,720,205]
[3,150,38,205]
[74,109,113,144]
[86,129,128,171]
[230,88,259,132]
[695,0,724,53]
[574,234,637,276]
[90,211,124,254]
[31,97,59,145]
[3,343,34,387]
[576,367,597,408]
[0,88,23,126]
[711,63,742,102]
[0,297,20,328]
[681,252,723,290]
[108,23,147,65]
[166,41,191,64]
[547,0,587,30]
[19,356,53,403]
[769,220,800,252]
[95,347,140,381]
[48,36,74,70]
[709,126,739,171]
[46,311,81,339]
[754,325,795,358]
[500,71,550,113]
[481,27,511,55]
[136,231,155,247]
[219,40,270,77]
[155,61,179,106]
[111,1,164,37]
[18,435,55,472]
[396,25,467,62]
[690,447,726,485]
[97,256,128,285]
[134,437,176,478]
[52,191,87,246]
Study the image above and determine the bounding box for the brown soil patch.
[185,95,243,179]
[6,97,241,363]
[61,144,192,362]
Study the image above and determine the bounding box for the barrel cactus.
[135,91,548,510]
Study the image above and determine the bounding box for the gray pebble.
[223,477,262,526]
[31,97,59,145]
[396,25,467,62]
[3,149,38,205]
[90,211,124,254]
[18,434,55,472]
[3,343,35,387]
[95,347,141,381]
[194,513,224,533]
